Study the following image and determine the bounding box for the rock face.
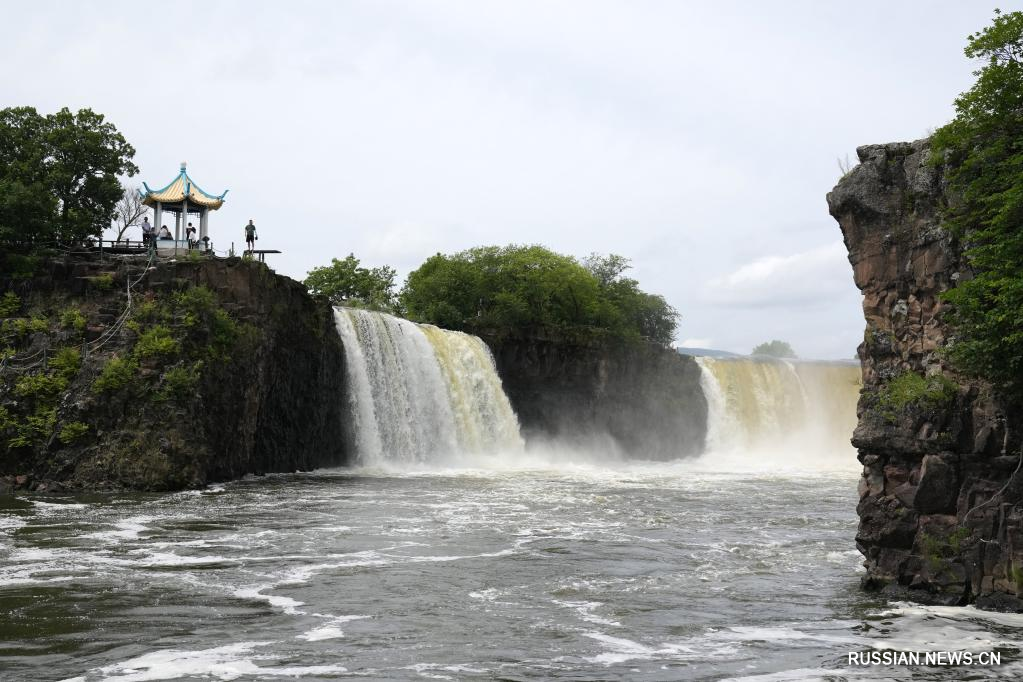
[828,139,1023,609]
[482,333,707,458]
[0,255,348,491]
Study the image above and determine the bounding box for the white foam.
[297,614,370,641]
[552,600,621,627]
[233,586,304,615]
[83,515,158,542]
[75,641,347,681]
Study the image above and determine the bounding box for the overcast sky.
[2,1,1006,358]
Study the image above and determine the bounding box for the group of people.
[139,217,207,250]
[138,216,258,253]
[140,217,173,244]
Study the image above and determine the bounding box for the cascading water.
[333,307,523,465]
[696,356,862,468]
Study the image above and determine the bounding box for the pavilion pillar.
[154,202,163,240]
[200,207,208,242]
[178,199,188,255]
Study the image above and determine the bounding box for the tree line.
[305,246,680,346]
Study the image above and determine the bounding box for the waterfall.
[696,356,862,463]
[333,307,523,466]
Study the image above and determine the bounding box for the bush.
[9,316,49,337]
[89,273,115,291]
[879,372,959,411]
[0,292,21,317]
[14,372,68,400]
[7,407,55,449]
[58,421,89,445]
[93,356,137,393]
[49,347,81,379]
[133,324,177,359]
[60,307,86,332]
[158,362,202,402]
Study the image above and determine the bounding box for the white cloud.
[703,242,852,309]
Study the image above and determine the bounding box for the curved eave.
[141,172,228,211]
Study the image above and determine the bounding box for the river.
[3,457,1022,681]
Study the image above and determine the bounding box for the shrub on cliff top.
[932,10,1023,399]
[400,245,678,345]
[304,254,399,313]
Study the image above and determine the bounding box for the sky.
[1,1,1009,359]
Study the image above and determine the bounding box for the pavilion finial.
[180,161,187,173]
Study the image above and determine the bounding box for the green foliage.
[751,340,797,358]
[93,356,137,394]
[2,254,39,279]
[931,10,1023,399]
[400,246,678,344]
[0,106,137,245]
[304,254,399,312]
[158,362,202,402]
[60,306,86,331]
[49,346,81,379]
[0,291,20,317]
[7,407,55,449]
[89,273,114,291]
[878,371,959,411]
[6,316,49,338]
[14,372,68,401]
[133,324,177,359]
[169,286,246,358]
[919,528,972,573]
[133,299,160,323]
[57,421,89,445]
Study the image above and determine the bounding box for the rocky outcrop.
[482,332,707,458]
[0,254,348,491]
[828,139,1023,609]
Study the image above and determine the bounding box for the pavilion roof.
[141,163,228,210]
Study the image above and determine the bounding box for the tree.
[304,254,398,312]
[0,106,137,246]
[752,340,797,358]
[401,245,679,345]
[931,10,1023,399]
[112,184,148,241]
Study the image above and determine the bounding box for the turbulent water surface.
[3,323,1019,680]
[3,459,1022,681]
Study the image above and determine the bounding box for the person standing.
[140,216,154,245]
[244,219,257,253]
[186,223,197,249]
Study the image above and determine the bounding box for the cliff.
[0,254,348,492]
[482,333,707,459]
[828,139,1023,610]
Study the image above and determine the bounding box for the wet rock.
[829,137,1023,609]
[915,454,958,514]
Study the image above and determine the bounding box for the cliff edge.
[829,139,1023,610]
[483,333,707,459]
[0,255,348,491]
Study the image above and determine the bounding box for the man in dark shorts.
[244,220,256,253]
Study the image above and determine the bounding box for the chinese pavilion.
[140,163,228,249]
